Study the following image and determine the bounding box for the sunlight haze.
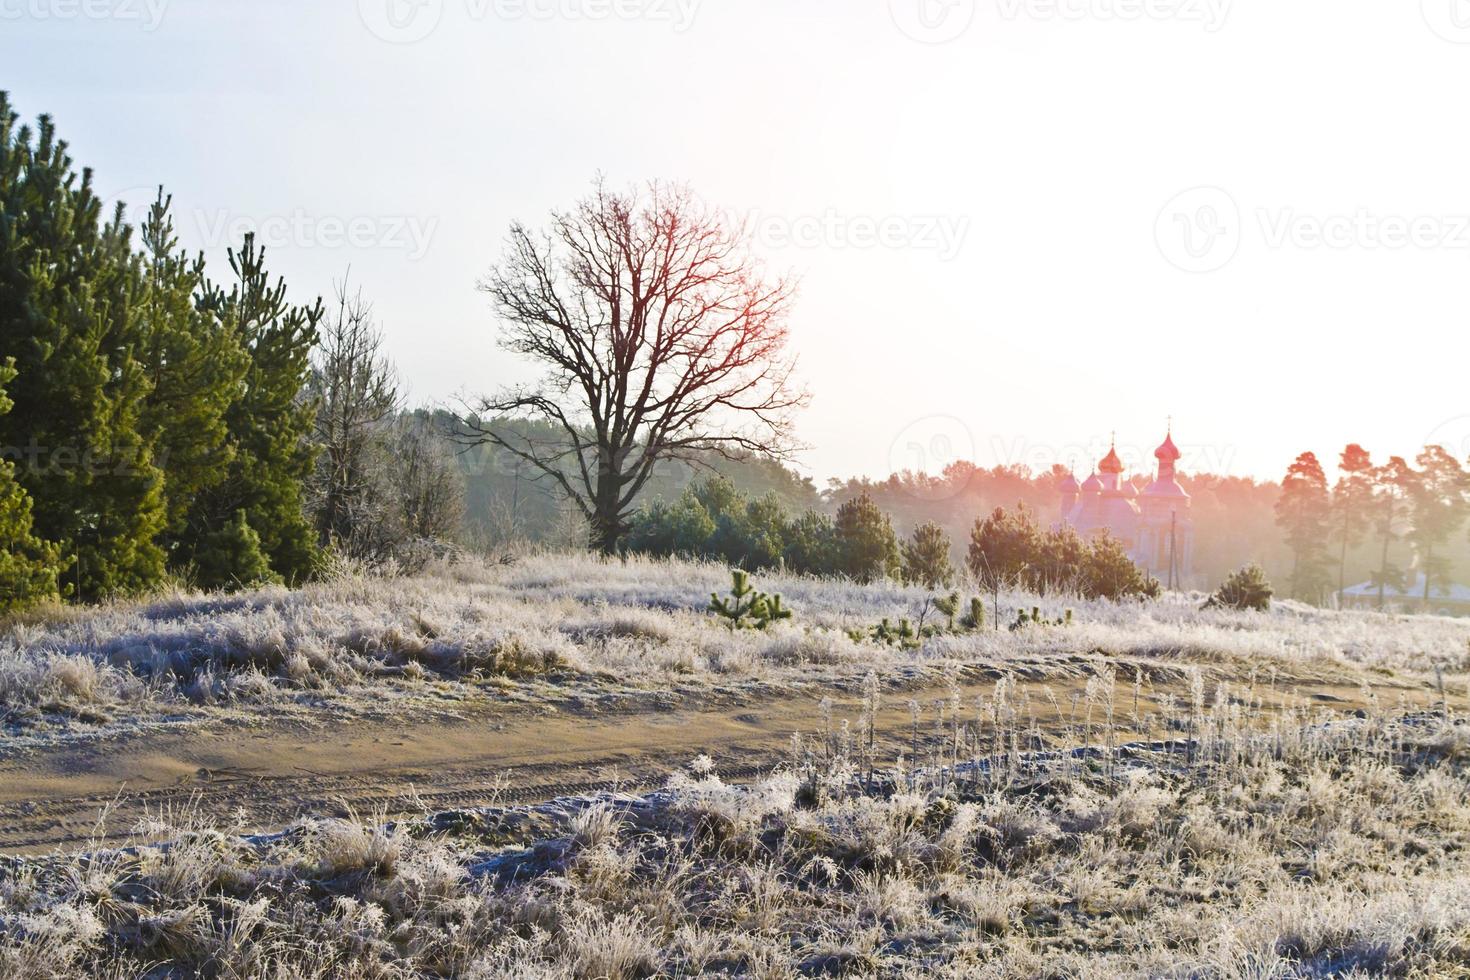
[5,0,1467,483]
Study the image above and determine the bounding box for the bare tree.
[466,178,807,553]
[390,413,464,544]
[310,281,400,553]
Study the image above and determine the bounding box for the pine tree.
[188,234,323,586]
[1369,456,1414,610]
[781,510,840,576]
[193,509,279,592]
[1275,452,1332,603]
[1330,444,1374,607]
[0,94,166,598]
[901,521,954,589]
[1406,445,1469,604]
[1205,563,1273,612]
[0,358,62,613]
[967,504,1040,622]
[136,190,250,561]
[1080,530,1161,602]
[834,491,900,583]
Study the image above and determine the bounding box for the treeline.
[1276,444,1470,606]
[0,94,460,613]
[623,477,1160,603]
[826,464,1289,593]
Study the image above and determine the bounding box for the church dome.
[1058,472,1081,494]
[1098,445,1125,474]
[1155,432,1181,463]
[1080,471,1103,493]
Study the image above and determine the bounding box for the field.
[2,554,1470,977]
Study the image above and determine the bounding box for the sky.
[4,0,1469,487]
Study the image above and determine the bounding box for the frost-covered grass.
[3,696,1468,978]
[2,552,1468,735]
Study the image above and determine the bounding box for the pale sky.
[5,0,1469,485]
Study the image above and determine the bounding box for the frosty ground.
[1,554,1469,976]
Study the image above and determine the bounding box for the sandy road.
[0,668,1449,856]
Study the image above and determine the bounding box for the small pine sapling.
[708,569,793,630]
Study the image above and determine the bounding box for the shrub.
[1205,563,1273,611]
[901,522,954,589]
[835,491,900,583]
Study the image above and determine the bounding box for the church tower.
[1139,426,1194,587]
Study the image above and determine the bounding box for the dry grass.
[3,553,1468,741]
[2,689,1467,978]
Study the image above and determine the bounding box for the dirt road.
[0,668,1451,855]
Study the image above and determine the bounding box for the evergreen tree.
[834,491,900,583]
[188,234,323,586]
[1204,563,1273,612]
[624,489,716,558]
[0,358,62,613]
[901,521,954,589]
[193,509,279,592]
[0,95,166,598]
[1079,530,1161,602]
[1275,452,1332,603]
[1369,456,1414,609]
[967,505,1040,622]
[781,510,840,577]
[136,190,250,560]
[1330,444,1374,607]
[1029,526,1087,596]
[1406,445,1469,604]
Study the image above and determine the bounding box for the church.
[1057,430,1194,588]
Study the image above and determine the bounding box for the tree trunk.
[1377,531,1390,611]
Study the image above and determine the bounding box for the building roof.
[1155,432,1182,463]
[1098,445,1125,474]
[1080,471,1103,493]
[1342,574,1470,604]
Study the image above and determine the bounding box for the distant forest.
[451,421,1463,596]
